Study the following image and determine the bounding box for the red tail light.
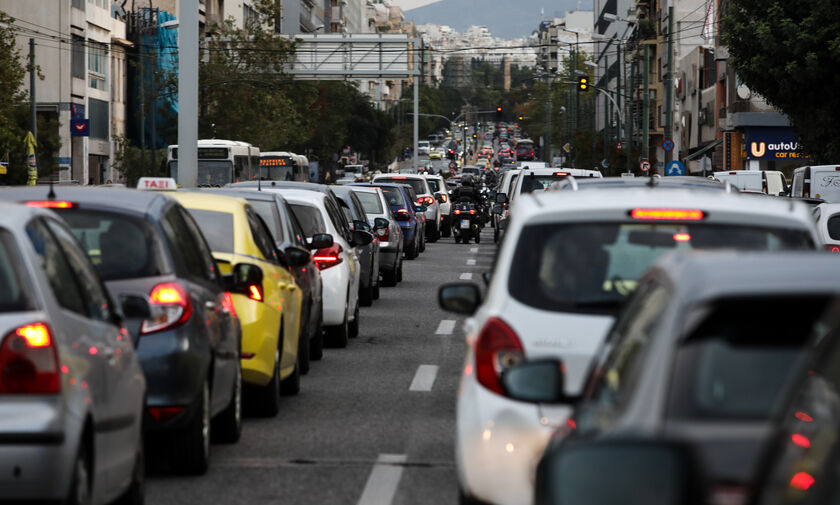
[469,209,476,214]
[630,208,705,220]
[148,406,184,423]
[454,209,461,215]
[673,233,691,242]
[790,472,815,491]
[26,201,75,209]
[141,282,193,334]
[440,194,448,203]
[474,318,524,395]
[313,244,344,270]
[221,292,237,318]
[825,245,840,253]
[0,322,60,394]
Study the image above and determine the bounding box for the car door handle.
[205,301,218,310]
[279,283,297,291]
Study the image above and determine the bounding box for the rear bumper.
[322,266,351,326]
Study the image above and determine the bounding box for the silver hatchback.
[0,203,146,504]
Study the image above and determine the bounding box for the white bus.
[259,151,309,182]
[167,139,260,186]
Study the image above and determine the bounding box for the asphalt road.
[147,227,497,505]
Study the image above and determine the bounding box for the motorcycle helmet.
[461,174,474,186]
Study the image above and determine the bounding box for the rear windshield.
[60,209,168,281]
[426,179,441,192]
[0,230,32,312]
[667,296,833,421]
[828,215,840,240]
[289,203,326,236]
[354,191,383,214]
[518,174,574,194]
[184,209,235,253]
[377,178,427,196]
[509,223,814,313]
[248,200,284,242]
[380,187,407,208]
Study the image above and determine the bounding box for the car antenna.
[647,173,658,188]
[47,178,56,200]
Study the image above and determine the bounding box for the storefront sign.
[744,127,805,160]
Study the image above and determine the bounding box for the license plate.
[460,220,471,229]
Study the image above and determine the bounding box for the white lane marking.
[470,247,478,253]
[357,454,407,505]
[436,319,456,335]
[466,258,477,266]
[409,365,439,392]
[459,272,473,280]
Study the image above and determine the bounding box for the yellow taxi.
[172,192,305,416]
[428,150,442,160]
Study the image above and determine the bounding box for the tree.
[0,12,32,183]
[723,0,840,162]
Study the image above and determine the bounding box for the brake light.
[469,209,476,215]
[825,245,840,253]
[474,317,524,395]
[148,406,184,423]
[141,282,193,334]
[440,194,448,203]
[313,244,344,270]
[553,172,569,176]
[790,472,815,491]
[26,201,75,209]
[454,209,461,215]
[392,176,407,180]
[0,322,60,394]
[630,208,705,220]
[221,292,237,318]
[673,233,691,242]
[418,196,434,206]
[397,208,410,214]
[791,433,811,448]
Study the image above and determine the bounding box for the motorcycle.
[452,201,481,244]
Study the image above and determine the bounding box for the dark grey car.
[331,185,381,306]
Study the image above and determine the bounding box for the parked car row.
[0,174,447,504]
[439,175,840,505]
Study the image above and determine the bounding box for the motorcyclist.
[453,174,478,204]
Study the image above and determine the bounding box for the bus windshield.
[260,156,297,181]
[170,160,234,187]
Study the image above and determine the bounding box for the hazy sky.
[389,0,443,11]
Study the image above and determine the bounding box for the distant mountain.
[406,0,593,39]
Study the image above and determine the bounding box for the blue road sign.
[666,160,685,176]
[663,139,675,151]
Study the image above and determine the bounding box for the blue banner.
[71,119,89,137]
[743,127,805,161]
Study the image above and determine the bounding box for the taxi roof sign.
[137,177,178,191]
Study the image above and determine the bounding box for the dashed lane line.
[459,273,473,280]
[356,454,408,505]
[435,320,456,335]
[409,365,439,392]
[466,259,477,266]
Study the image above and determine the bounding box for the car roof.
[0,186,171,215]
[191,187,286,203]
[267,188,327,205]
[0,201,55,224]
[651,251,840,303]
[373,174,425,181]
[169,191,249,213]
[563,176,733,191]
[228,181,330,194]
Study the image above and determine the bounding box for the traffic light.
[496,106,502,113]
[578,76,590,92]
[472,134,477,139]
[518,116,524,121]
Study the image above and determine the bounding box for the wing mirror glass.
[374,217,390,229]
[501,359,567,404]
[438,282,482,315]
[351,229,374,247]
[308,233,334,250]
[284,247,311,268]
[120,295,151,319]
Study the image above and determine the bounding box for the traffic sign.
[665,160,685,176]
[601,159,609,169]
[616,140,623,150]
[662,139,674,152]
[640,160,651,172]
[563,143,572,153]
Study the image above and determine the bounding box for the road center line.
[409,365,439,392]
[459,272,473,280]
[436,319,456,335]
[356,454,407,505]
[466,258,477,266]
[470,247,478,253]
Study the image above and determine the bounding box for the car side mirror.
[354,219,372,232]
[374,217,389,229]
[284,246,311,268]
[120,294,151,319]
[438,282,482,315]
[536,440,705,505]
[229,263,264,297]
[501,359,567,403]
[352,229,374,247]
[394,211,411,222]
[308,233,334,250]
[496,193,508,204]
[435,193,445,203]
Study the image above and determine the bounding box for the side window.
[44,219,112,322]
[161,207,207,280]
[283,201,309,247]
[26,219,87,317]
[178,208,221,284]
[324,199,350,241]
[245,206,278,263]
[327,193,351,232]
[589,283,670,411]
[338,199,354,228]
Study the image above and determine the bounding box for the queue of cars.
[0,173,445,503]
[439,169,840,505]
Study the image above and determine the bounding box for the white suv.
[440,186,820,505]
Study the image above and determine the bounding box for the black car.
[197,188,326,372]
[2,187,242,475]
[330,186,381,306]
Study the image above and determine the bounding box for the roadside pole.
[177,0,198,187]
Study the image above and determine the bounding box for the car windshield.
[184,209,235,253]
[426,179,441,192]
[380,187,407,207]
[354,191,383,214]
[289,203,326,236]
[509,222,814,312]
[377,178,427,196]
[60,209,168,281]
[0,230,33,312]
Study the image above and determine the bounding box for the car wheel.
[475,231,481,244]
[396,259,403,282]
[280,355,300,396]
[441,221,451,237]
[254,348,281,417]
[212,361,242,443]
[404,239,418,260]
[419,232,426,252]
[113,437,144,505]
[433,222,441,241]
[173,380,210,474]
[310,310,324,361]
[67,441,92,505]
[298,319,311,375]
[326,307,349,348]
[494,226,499,243]
[349,303,360,339]
[381,266,397,287]
[359,283,373,307]
[455,234,462,244]
[372,282,380,300]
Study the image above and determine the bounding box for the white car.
[276,189,364,347]
[372,174,442,242]
[422,173,452,237]
[417,141,431,155]
[814,202,840,252]
[712,170,788,195]
[507,167,602,205]
[440,187,821,505]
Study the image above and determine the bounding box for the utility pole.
[177,0,199,187]
[664,6,674,164]
[603,56,609,163]
[642,44,650,166]
[544,70,552,163]
[628,54,635,173]
[616,41,623,172]
[29,39,36,138]
[568,43,576,168]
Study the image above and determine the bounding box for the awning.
[683,138,723,161]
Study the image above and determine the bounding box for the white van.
[712,170,789,195]
[792,165,840,202]
[417,141,431,155]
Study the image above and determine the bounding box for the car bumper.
[456,373,571,505]
[321,264,351,326]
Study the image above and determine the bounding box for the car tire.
[172,380,211,474]
[404,240,418,260]
[349,303,360,339]
[419,232,426,252]
[67,441,92,505]
[372,282,380,300]
[396,259,404,282]
[113,437,145,505]
[298,320,311,375]
[254,349,281,417]
[381,267,397,287]
[455,234,462,244]
[280,355,300,396]
[475,231,481,244]
[359,283,373,307]
[326,308,349,348]
[212,361,242,444]
[494,225,499,243]
[310,308,324,361]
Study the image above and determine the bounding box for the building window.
[72,36,85,79]
[88,42,107,90]
[89,98,109,139]
[72,0,85,10]
[243,3,257,25]
[88,0,107,9]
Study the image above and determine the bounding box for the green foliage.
[111,136,166,187]
[722,0,840,162]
